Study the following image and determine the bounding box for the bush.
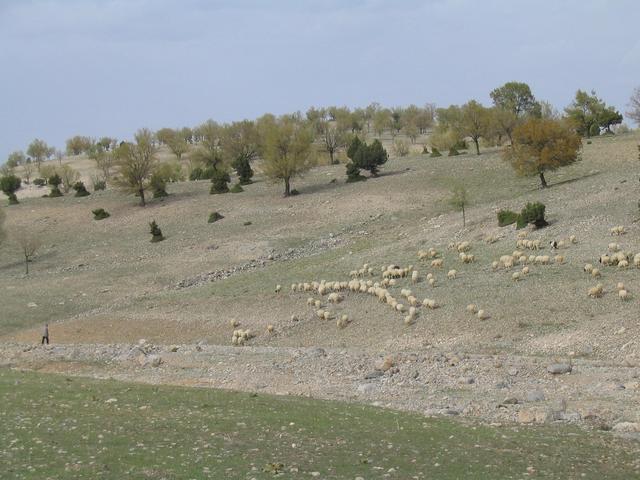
[430,147,442,158]
[0,174,21,204]
[33,178,46,187]
[497,209,519,227]
[392,139,410,157]
[233,157,254,185]
[150,174,168,198]
[73,181,90,197]
[345,162,366,183]
[208,211,224,223]
[149,220,165,242]
[46,174,62,197]
[93,179,106,191]
[92,208,110,220]
[448,147,460,156]
[586,140,592,145]
[230,183,244,193]
[210,170,230,194]
[189,167,204,181]
[290,189,300,196]
[155,161,184,183]
[454,139,468,150]
[519,202,547,229]
[422,145,429,154]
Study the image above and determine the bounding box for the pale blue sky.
[1,0,639,161]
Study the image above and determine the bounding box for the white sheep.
[328,292,343,303]
[447,269,457,280]
[431,259,444,268]
[411,270,419,283]
[522,266,529,275]
[618,259,629,269]
[477,309,490,320]
[583,264,593,274]
[616,282,625,291]
[267,324,274,333]
[610,226,625,236]
[619,289,630,301]
[554,255,565,264]
[466,304,478,314]
[512,271,521,282]
[569,235,577,244]
[423,299,438,309]
[587,284,604,298]
[591,268,601,278]
[323,310,332,321]
[428,278,436,287]
[336,314,350,328]
[275,284,282,293]
[608,242,620,253]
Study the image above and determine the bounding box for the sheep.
[307,297,315,306]
[492,261,500,271]
[618,260,629,269]
[396,303,405,313]
[583,264,593,274]
[328,292,343,303]
[407,295,419,307]
[431,259,444,268]
[291,315,299,322]
[411,270,419,283]
[423,298,438,309]
[426,273,434,280]
[549,240,558,249]
[457,241,471,252]
[323,310,332,321]
[466,304,478,314]
[229,319,240,328]
[428,278,436,287]
[517,231,528,240]
[608,243,620,253]
[484,234,498,244]
[460,253,475,264]
[616,282,625,291]
[314,299,322,308]
[447,269,457,280]
[267,324,274,334]
[232,329,253,346]
[619,289,630,301]
[291,283,297,292]
[275,284,282,293]
[554,255,565,264]
[518,255,528,265]
[477,309,490,320]
[404,315,416,326]
[512,271,522,282]
[569,235,577,244]
[610,226,625,236]
[634,253,640,268]
[599,255,611,266]
[587,284,604,298]
[522,266,530,275]
[591,268,601,278]
[336,314,350,328]
[316,309,325,319]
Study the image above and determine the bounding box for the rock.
[308,348,326,358]
[547,363,572,374]
[357,383,377,394]
[526,390,545,402]
[364,370,384,380]
[458,376,475,385]
[169,346,178,353]
[136,354,147,366]
[612,422,640,433]
[502,397,519,405]
[148,354,162,367]
[105,398,118,404]
[376,356,395,372]
[27,302,38,308]
[507,368,519,376]
[517,409,547,424]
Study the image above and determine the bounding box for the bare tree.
[627,87,640,125]
[14,229,41,274]
[113,129,158,206]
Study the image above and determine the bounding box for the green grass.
[1,369,638,479]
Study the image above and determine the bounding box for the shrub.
[448,147,460,156]
[233,157,254,185]
[73,181,90,197]
[0,175,21,204]
[92,208,110,220]
[46,174,63,197]
[586,140,592,145]
[290,189,300,196]
[33,178,46,187]
[208,211,224,223]
[454,139,468,150]
[243,221,252,226]
[155,161,185,183]
[430,147,442,158]
[392,139,410,157]
[497,209,519,227]
[518,202,547,229]
[149,220,165,242]
[150,174,168,198]
[189,167,204,181]
[345,162,366,183]
[210,170,230,194]
[229,183,244,193]
[422,145,429,154]
[93,179,106,191]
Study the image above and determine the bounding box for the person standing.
[41,323,49,345]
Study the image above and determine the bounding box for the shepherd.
[41,323,49,345]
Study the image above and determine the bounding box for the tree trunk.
[474,138,480,155]
[539,172,548,188]
[329,149,336,165]
[283,177,291,197]
[462,204,466,227]
[24,254,29,275]
[139,188,146,206]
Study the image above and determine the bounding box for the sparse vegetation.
[208,211,224,223]
[449,185,469,227]
[517,201,547,229]
[73,181,90,197]
[210,169,231,194]
[14,229,41,274]
[48,174,63,197]
[92,208,110,220]
[0,175,21,205]
[149,220,164,242]
[497,209,519,227]
[113,129,157,206]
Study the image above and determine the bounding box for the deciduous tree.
[27,139,53,170]
[113,129,158,206]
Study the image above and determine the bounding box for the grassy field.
[2,368,639,479]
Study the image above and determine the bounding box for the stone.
[376,356,395,372]
[547,363,572,374]
[526,390,545,402]
[507,367,519,376]
[148,354,162,367]
[612,422,640,433]
[458,376,475,385]
[27,302,38,308]
[502,397,519,405]
[364,370,384,380]
[357,383,377,394]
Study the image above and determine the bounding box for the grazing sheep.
[323,310,332,321]
[616,282,625,291]
[619,289,630,301]
[275,284,282,293]
[587,284,604,298]
[230,319,240,328]
[431,259,444,268]
[549,240,558,249]
[512,271,522,282]
[618,260,629,269]
[460,253,475,264]
[608,243,620,253]
[291,315,299,322]
[428,278,436,287]
[267,324,274,333]
[491,261,499,271]
[518,255,528,265]
[314,299,322,308]
[466,304,478,314]
[316,309,325,319]
[591,268,601,278]
[599,255,611,266]
[396,303,405,313]
[423,299,438,309]
[426,273,434,280]
[584,264,593,274]
[554,255,565,264]
[569,235,577,244]
[337,314,350,329]
[404,315,415,326]
[634,253,640,268]
[411,270,419,283]
[522,266,530,275]
[328,292,343,303]
[447,269,457,280]
[517,231,528,239]
[610,226,625,236]
[457,241,471,252]
[407,295,419,307]
[307,297,315,306]
[291,284,297,292]
[477,309,490,320]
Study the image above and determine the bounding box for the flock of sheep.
[230,224,638,346]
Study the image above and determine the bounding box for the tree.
[459,100,491,155]
[58,165,80,193]
[505,118,582,188]
[262,116,315,196]
[221,120,259,184]
[0,175,21,204]
[373,109,390,137]
[318,120,347,164]
[65,136,93,156]
[27,139,53,170]
[113,128,158,206]
[166,133,189,161]
[21,160,34,184]
[155,128,175,145]
[88,144,114,183]
[490,82,540,144]
[449,185,469,227]
[54,149,64,166]
[14,229,41,274]
[565,89,622,137]
[98,137,116,151]
[6,151,26,168]
[627,87,640,125]
[353,139,388,176]
[0,206,6,247]
[48,174,63,197]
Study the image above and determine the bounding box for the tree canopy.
[565,89,622,137]
[113,129,158,206]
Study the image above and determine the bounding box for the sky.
[1,0,639,161]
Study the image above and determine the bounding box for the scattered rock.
[458,376,475,385]
[357,383,377,394]
[526,390,545,402]
[148,354,162,367]
[547,363,572,374]
[376,356,395,372]
[27,302,38,308]
[612,422,640,433]
[502,397,519,405]
[364,370,384,380]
